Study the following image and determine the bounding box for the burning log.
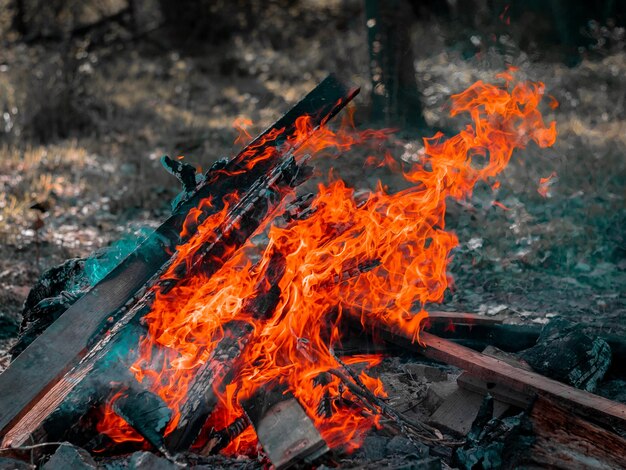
[164,252,286,452]
[0,74,359,444]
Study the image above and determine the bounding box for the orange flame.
[98,72,556,453]
[538,171,558,198]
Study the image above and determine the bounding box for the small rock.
[0,457,33,469]
[386,435,428,457]
[357,435,388,460]
[42,443,96,470]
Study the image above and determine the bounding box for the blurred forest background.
[0,0,625,366]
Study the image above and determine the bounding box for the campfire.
[1,72,624,469]
[98,69,556,452]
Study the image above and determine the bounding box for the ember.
[93,69,557,454]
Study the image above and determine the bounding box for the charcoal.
[11,258,89,357]
[160,155,205,210]
[356,435,388,461]
[596,379,626,404]
[520,317,611,392]
[21,258,88,314]
[112,389,172,452]
[160,155,200,193]
[452,395,523,470]
[385,435,428,458]
[0,457,33,469]
[42,443,96,470]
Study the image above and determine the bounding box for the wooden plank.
[429,388,509,436]
[456,345,533,409]
[352,315,626,430]
[0,74,359,439]
[243,388,328,469]
[425,311,504,326]
[418,331,626,430]
[456,374,531,409]
[505,396,626,469]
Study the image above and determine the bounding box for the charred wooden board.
[344,313,626,431]
[419,331,626,430]
[165,253,285,452]
[243,388,328,470]
[0,74,359,439]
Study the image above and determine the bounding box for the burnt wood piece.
[424,319,626,377]
[164,252,286,452]
[399,329,626,430]
[347,313,626,430]
[199,416,251,456]
[503,396,626,469]
[0,74,359,440]
[520,317,612,392]
[111,389,173,454]
[242,387,329,470]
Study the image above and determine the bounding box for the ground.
[0,1,625,365]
